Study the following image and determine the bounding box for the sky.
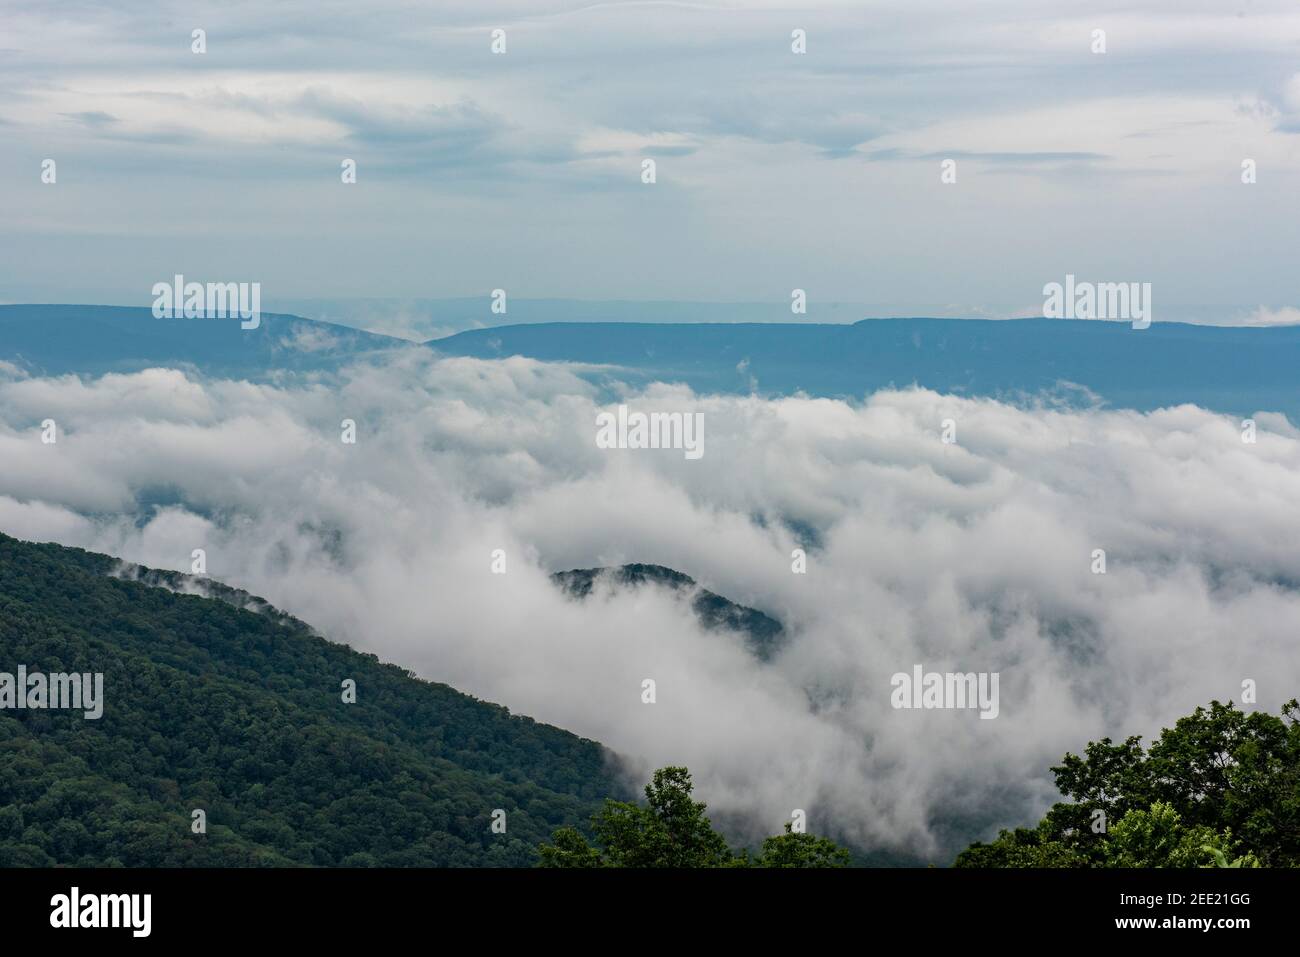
[1,0,1299,322]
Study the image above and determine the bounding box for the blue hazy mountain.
[266,296,889,339]
[3,305,1298,422]
[429,318,1300,422]
[0,304,412,378]
[266,297,1250,340]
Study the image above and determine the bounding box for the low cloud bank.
[2,353,1297,860]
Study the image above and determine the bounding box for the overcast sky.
[2,0,1299,320]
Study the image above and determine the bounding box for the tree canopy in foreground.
[955,699,1300,868]
[538,766,851,868]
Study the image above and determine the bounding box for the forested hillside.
[0,533,625,866]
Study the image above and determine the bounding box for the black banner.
[0,867,1280,943]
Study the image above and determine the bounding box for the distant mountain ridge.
[3,305,1299,422]
[0,304,411,378]
[430,317,1300,422]
[551,563,785,661]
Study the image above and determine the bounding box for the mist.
[2,352,1298,860]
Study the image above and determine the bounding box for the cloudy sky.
[2,0,1299,321]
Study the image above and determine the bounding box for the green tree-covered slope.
[0,532,626,866]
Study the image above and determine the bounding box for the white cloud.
[2,352,1298,859]
[1235,306,1300,326]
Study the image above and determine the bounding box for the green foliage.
[0,533,627,866]
[955,699,1300,867]
[755,822,853,868]
[948,825,1087,868]
[591,767,735,867]
[538,765,851,867]
[1202,845,1259,868]
[1104,801,1230,868]
[534,826,606,868]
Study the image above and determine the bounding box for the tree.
[539,767,731,867]
[956,699,1299,867]
[538,766,852,868]
[1103,801,1241,868]
[754,823,852,868]
[536,826,605,868]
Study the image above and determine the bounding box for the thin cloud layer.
[2,352,1298,859]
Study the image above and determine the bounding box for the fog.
[3,352,1298,859]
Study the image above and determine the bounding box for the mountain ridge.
[0,304,412,378]
[4,305,1299,421]
[428,315,1300,422]
[551,563,786,661]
